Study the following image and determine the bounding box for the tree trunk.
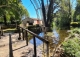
[68,0,71,29]
[41,0,54,31]
[41,0,46,26]
[46,0,54,31]
[3,14,7,25]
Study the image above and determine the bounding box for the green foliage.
[55,12,70,29]
[28,25,41,34]
[75,51,80,57]
[55,0,73,29]
[0,0,29,25]
[71,22,79,24]
[71,28,80,34]
[73,0,80,22]
[62,38,80,57]
[60,17,70,29]
[70,22,80,27]
[76,15,80,21]
[62,28,80,57]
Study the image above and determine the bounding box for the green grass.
[3,28,17,33]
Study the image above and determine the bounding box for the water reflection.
[29,29,69,47]
[53,30,59,44]
[57,30,69,45]
[29,32,44,46]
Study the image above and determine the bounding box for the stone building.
[20,17,42,27]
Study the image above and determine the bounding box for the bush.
[62,38,80,57]
[27,25,41,34]
[1,24,16,29]
[75,51,80,57]
[70,22,80,27]
[60,28,80,57]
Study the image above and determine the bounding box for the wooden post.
[16,21,17,29]
[9,34,13,57]
[22,28,24,40]
[25,31,28,46]
[0,26,1,39]
[1,30,3,36]
[1,26,3,36]
[0,31,1,39]
[43,42,45,57]
[47,43,49,57]
[18,27,21,40]
[33,36,37,57]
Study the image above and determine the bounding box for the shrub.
[27,25,41,34]
[62,38,80,57]
[75,51,80,57]
[70,22,80,27]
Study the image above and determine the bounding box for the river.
[29,29,69,46]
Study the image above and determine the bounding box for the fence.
[9,25,49,57]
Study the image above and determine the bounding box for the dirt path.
[0,33,42,57]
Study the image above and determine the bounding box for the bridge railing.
[9,25,49,57]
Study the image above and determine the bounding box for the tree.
[55,0,72,29]
[0,0,29,25]
[41,0,60,31]
[73,0,80,22]
[0,0,19,25]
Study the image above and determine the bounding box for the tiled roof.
[22,17,42,23]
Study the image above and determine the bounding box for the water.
[29,29,67,46]
[29,32,44,46]
[53,29,59,44]
[58,30,69,44]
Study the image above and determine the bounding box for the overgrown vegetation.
[61,28,80,57]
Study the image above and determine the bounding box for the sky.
[22,0,37,18]
[71,0,77,9]
[22,0,77,18]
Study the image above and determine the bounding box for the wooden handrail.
[18,26,49,44]
[8,26,49,57]
[17,26,49,57]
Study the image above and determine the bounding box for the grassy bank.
[61,28,80,57]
